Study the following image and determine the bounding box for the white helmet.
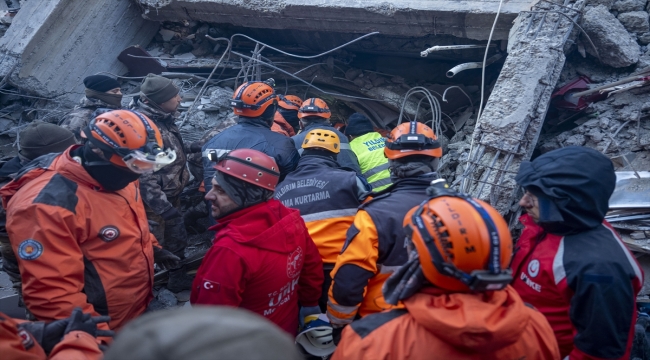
[295,314,336,357]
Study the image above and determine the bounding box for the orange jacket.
[0,147,156,332]
[332,286,560,360]
[0,312,102,360]
[271,111,296,137]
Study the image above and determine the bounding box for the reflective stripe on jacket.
[327,175,437,325]
[0,147,156,332]
[349,132,392,191]
[274,156,362,263]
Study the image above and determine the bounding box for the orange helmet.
[213,149,280,191]
[404,191,513,292]
[231,81,277,117]
[83,110,176,173]
[278,94,303,111]
[301,129,340,154]
[298,98,331,120]
[384,121,442,160]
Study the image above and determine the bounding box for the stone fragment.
[210,87,234,109]
[618,11,650,33]
[587,128,605,142]
[638,47,650,68]
[157,288,178,307]
[565,134,587,146]
[586,0,616,9]
[612,0,646,12]
[159,29,177,42]
[345,68,361,81]
[631,231,647,239]
[174,290,191,302]
[639,32,650,45]
[583,5,641,67]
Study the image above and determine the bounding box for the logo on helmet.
[18,239,43,261]
[528,259,540,278]
[99,226,120,242]
[287,247,304,278]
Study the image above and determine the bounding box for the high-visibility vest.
[350,132,392,191]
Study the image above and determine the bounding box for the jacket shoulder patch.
[33,173,78,214]
[350,308,408,339]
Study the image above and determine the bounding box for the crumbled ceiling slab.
[136,0,533,40]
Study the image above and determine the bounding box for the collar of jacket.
[385,173,439,192]
[79,96,119,109]
[297,155,339,168]
[302,120,331,131]
[238,117,272,129]
[131,96,177,123]
[208,200,271,233]
[55,145,108,190]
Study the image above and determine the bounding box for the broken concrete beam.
[583,5,640,68]
[458,0,584,213]
[0,0,159,105]
[136,0,531,41]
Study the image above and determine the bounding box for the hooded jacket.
[512,146,643,359]
[0,312,102,360]
[201,117,300,193]
[0,147,157,332]
[190,199,323,335]
[332,286,560,360]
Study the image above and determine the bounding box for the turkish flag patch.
[202,279,220,292]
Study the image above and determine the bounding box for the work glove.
[153,246,181,270]
[332,326,345,346]
[299,306,322,327]
[63,307,114,338]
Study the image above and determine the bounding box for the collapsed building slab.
[457,0,585,214]
[136,0,532,41]
[0,0,158,104]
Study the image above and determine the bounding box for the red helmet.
[231,82,277,118]
[298,98,331,120]
[278,94,303,111]
[83,110,175,173]
[213,149,280,191]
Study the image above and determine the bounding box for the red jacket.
[333,286,560,360]
[190,199,323,335]
[511,214,643,360]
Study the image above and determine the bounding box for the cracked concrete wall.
[137,0,531,40]
[0,0,158,104]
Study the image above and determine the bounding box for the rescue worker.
[0,110,180,332]
[130,73,191,291]
[274,129,370,311]
[1,307,109,360]
[201,80,300,194]
[345,113,392,191]
[104,307,303,360]
[327,121,442,331]
[60,75,123,141]
[271,97,297,137]
[277,94,302,133]
[333,192,560,360]
[190,149,323,336]
[291,98,361,175]
[0,122,76,314]
[511,146,643,359]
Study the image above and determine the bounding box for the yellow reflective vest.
[350,132,392,191]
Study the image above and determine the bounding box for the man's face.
[519,190,540,222]
[205,177,239,219]
[159,93,182,114]
[106,88,122,95]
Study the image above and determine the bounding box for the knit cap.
[83,75,120,92]
[345,113,375,136]
[140,74,179,105]
[19,122,76,160]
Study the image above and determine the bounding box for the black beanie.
[83,75,121,93]
[19,122,76,160]
[345,113,375,136]
[140,74,179,105]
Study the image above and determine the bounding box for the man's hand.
[153,246,181,270]
[64,307,114,338]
